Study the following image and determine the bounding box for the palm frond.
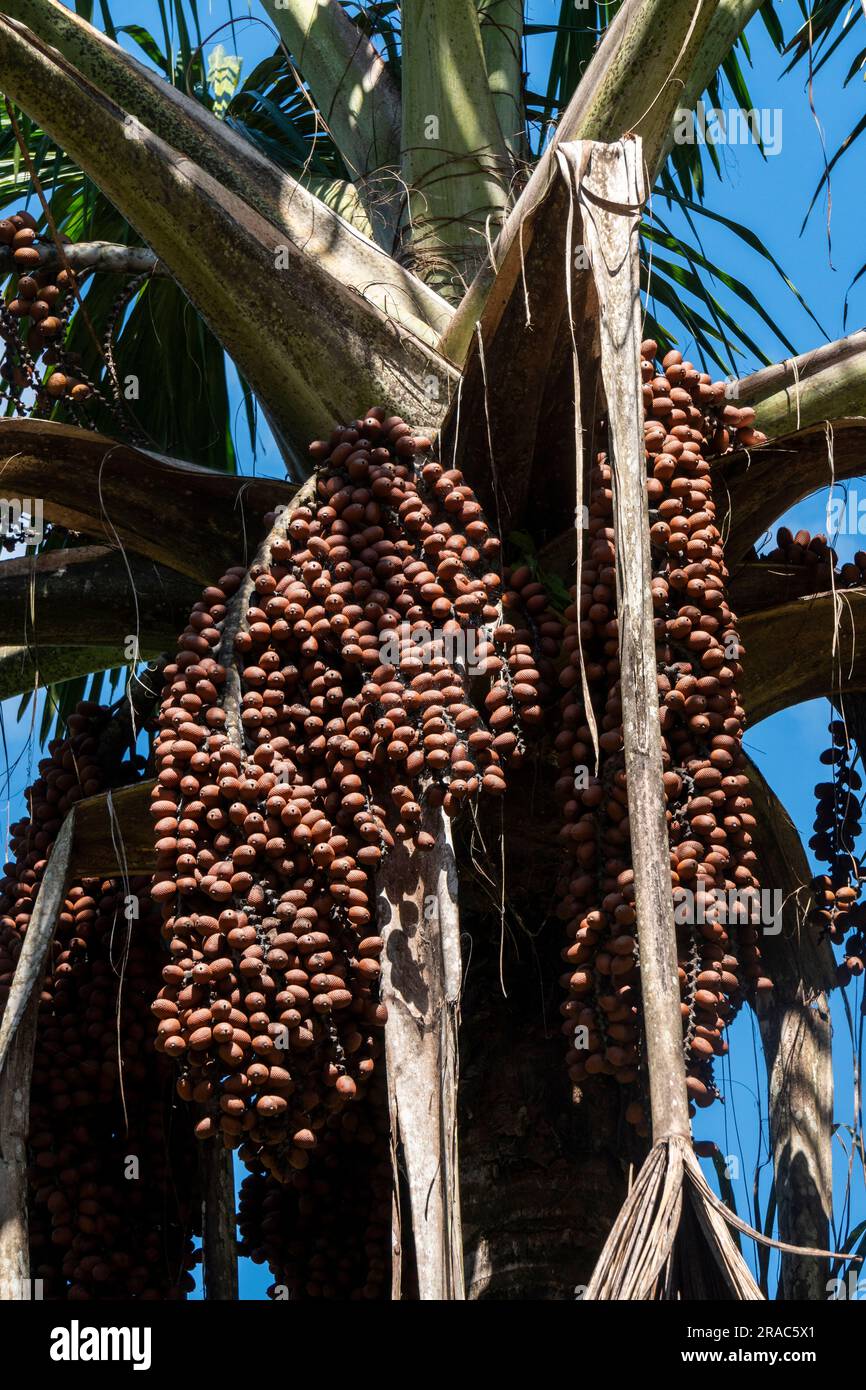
[646,231,797,363]
[844,258,866,329]
[651,182,829,353]
[783,0,861,68]
[643,262,758,376]
[799,107,866,234]
[525,2,622,155]
[758,0,786,52]
[227,50,348,180]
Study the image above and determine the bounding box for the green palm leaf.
[652,186,828,342]
[800,107,866,233]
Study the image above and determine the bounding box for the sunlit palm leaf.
[647,250,781,363]
[844,258,866,329]
[758,0,785,52]
[784,0,861,68]
[228,50,348,179]
[659,189,825,327]
[782,0,866,225]
[118,22,172,76]
[646,229,777,364]
[643,258,761,375]
[346,1,402,78]
[800,107,866,233]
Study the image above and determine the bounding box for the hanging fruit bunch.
[149,406,563,1199]
[237,1073,391,1300]
[0,702,201,1299]
[762,525,866,589]
[554,343,771,1136]
[150,405,561,1217]
[0,701,112,1019]
[28,879,200,1300]
[810,716,866,989]
[0,211,98,412]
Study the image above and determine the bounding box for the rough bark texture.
[582,138,690,1141]
[0,15,455,448]
[0,420,294,584]
[736,332,866,440]
[377,815,465,1299]
[746,761,835,1301]
[0,643,124,702]
[2,1,449,337]
[739,589,866,724]
[459,951,625,1298]
[200,1146,239,1301]
[0,546,196,651]
[0,814,75,1076]
[68,781,155,878]
[456,775,630,1299]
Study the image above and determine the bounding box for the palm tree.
[0,0,863,1301]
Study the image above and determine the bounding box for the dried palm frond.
[585,1136,763,1300]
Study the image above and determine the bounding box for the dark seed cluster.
[0,703,200,1299]
[237,1075,391,1300]
[555,343,770,1134]
[810,718,866,987]
[0,212,94,412]
[0,701,114,1015]
[763,525,866,588]
[28,878,200,1300]
[0,352,803,1291]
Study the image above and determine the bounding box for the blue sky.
[2,0,864,1298]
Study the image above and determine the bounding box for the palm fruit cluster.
[149,407,563,1190]
[237,1075,391,1300]
[0,703,200,1298]
[0,702,112,1015]
[763,525,866,588]
[554,343,770,1135]
[28,879,200,1299]
[810,717,866,987]
[0,211,92,409]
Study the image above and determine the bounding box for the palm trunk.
[746,761,836,1299]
